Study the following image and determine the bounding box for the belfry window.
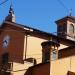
[69,24,74,34]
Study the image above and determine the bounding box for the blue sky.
[0,0,75,33]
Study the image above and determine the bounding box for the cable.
[56,0,69,13]
[0,0,9,6]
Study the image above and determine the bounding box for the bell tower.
[56,16,75,41]
[5,3,16,22]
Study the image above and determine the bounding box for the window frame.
[69,24,74,34]
[51,50,57,60]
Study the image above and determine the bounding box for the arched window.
[69,24,74,34]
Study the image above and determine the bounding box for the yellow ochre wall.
[59,44,68,50]
[50,56,75,75]
[23,35,69,64]
[12,62,33,75]
[13,34,70,75]
[25,35,47,64]
[12,35,47,75]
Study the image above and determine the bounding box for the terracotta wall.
[25,63,50,75]
[0,23,25,63]
[59,47,75,58]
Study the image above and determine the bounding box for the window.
[69,24,74,34]
[2,53,9,64]
[58,25,66,35]
[42,49,58,62]
[42,50,57,62]
[42,50,50,63]
[58,25,63,32]
[51,50,57,60]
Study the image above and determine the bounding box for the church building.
[0,5,75,75]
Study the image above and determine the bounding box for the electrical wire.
[0,0,9,6]
[56,0,69,14]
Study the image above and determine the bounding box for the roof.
[29,62,49,68]
[1,21,75,45]
[56,16,75,24]
[58,46,75,59]
[2,21,55,36]
[24,62,50,75]
[59,45,75,51]
[41,40,60,47]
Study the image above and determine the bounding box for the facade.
[24,16,75,75]
[50,46,75,75]
[24,42,75,75]
[56,16,75,41]
[50,16,75,75]
[0,18,72,75]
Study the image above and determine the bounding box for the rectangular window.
[42,50,50,63]
[51,50,57,60]
[2,53,9,64]
[42,50,58,63]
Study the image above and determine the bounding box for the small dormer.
[5,5,16,22]
[56,16,75,41]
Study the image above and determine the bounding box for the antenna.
[56,0,72,16]
[69,9,72,16]
[10,0,13,9]
[10,0,13,7]
[57,0,69,12]
[9,0,14,13]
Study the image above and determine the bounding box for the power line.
[0,0,9,6]
[56,0,69,14]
